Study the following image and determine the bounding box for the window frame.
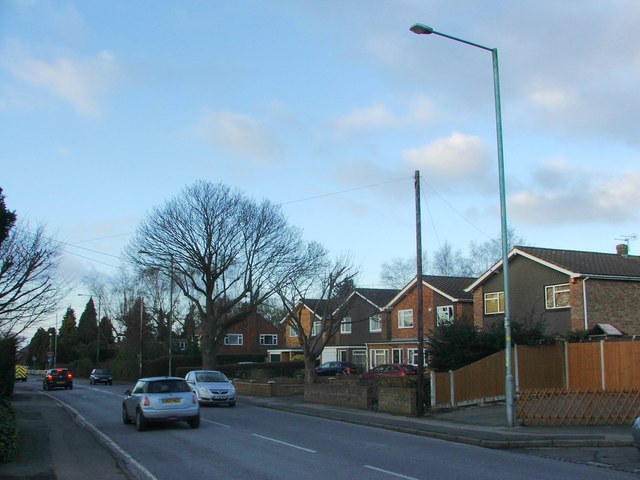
[369,314,382,333]
[398,309,414,328]
[484,291,505,315]
[224,333,243,345]
[545,283,571,309]
[259,334,278,345]
[340,317,352,334]
[311,320,321,336]
[436,305,454,326]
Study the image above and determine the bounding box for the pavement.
[2,383,640,479]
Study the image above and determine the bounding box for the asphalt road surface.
[15,380,640,479]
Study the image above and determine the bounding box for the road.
[17,380,640,480]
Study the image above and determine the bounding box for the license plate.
[162,398,181,404]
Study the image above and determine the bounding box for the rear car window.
[147,380,190,393]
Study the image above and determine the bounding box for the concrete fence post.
[449,370,455,408]
[600,340,606,391]
[430,370,436,407]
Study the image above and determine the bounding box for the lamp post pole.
[410,23,514,427]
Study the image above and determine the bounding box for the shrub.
[0,398,18,463]
[0,338,16,398]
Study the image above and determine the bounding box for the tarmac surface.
[2,382,640,479]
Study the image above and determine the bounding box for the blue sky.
[2,1,639,327]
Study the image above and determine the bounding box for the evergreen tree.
[57,307,78,363]
[0,187,17,248]
[27,328,51,369]
[77,298,98,346]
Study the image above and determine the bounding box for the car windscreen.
[147,380,190,394]
[95,369,111,375]
[196,372,227,382]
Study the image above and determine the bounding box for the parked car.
[43,368,73,390]
[122,377,200,431]
[364,364,418,379]
[185,370,236,407]
[315,361,363,376]
[90,368,113,385]
[633,417,640,451]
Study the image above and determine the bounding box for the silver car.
[122,377,200,431]
[185,370,236,407]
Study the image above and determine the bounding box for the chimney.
[616,243,629,257]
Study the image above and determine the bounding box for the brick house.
[465,245,640,336]
[217,310,282,361]
[367,275,475,368]
[321,288,400,367]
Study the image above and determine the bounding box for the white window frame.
[338,349,347,361]
[392,348,404,364]
[369,314,382,333]
[352,349,366,367]
[340,317,352,334]
[398,309,414,328]
[408,348,428,366]
[436,305,454,326]
[311,321,321,336]
[259,334,278,345]
[224,334,243,345]
[484,292,505,315]
[370,349,388,368]
[545,283,570,309]
[288,325,298,338]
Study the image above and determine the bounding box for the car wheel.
[122,405,131,424]
[108,381,112,385]
[43,383,46,391]
[89,379,93,385]
[228,401,236,408]
[188,416,200,429]
[135,410,146,431]
[69,384,73,390]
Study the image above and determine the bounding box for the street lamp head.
[410,23,434,35]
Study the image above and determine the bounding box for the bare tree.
[127,181,316,369]
[429,241,474,277]
[275,253,357,384]
[0,222,67,339]
[379,257,415,289]
[467,227,525,276]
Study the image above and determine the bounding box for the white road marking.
[364,465,420,480]
[202,418,231,428]
[252,434,317,453]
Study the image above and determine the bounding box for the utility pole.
[414,170,425,416]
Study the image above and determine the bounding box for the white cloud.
[4,42,119,117]
[402,132,492,190]
[193,109,283,164]
[510,163,640,225]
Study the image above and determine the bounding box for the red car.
[365,364,418,379]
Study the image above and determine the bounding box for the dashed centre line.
[251,434,317,453]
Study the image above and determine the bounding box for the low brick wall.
[304,383,371,409]
[235,380,305,397]
[378,387,417,415]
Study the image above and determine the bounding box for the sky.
[2,0,639,333]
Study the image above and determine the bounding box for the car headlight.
[198,386,209,395]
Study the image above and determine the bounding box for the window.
[370,349,388,368]
[352,350,366,367]
[288,325,298,337]
[311,321,321,336]
[369,314,382,333]
[338,349,347,361]
[408,348,428,366]
[259,334,278,345]
[392,348,404,364]
[546,283,570,309]
[398,309,413,328]
[224,334,243,345]
[484,292,504,314]
[340,317,352,334]
[437,305,454,326]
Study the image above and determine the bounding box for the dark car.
[43,368,73,390]
[364,364,418,379]
[122,377,200,431]
[90,368,113,385]
[315,361,363,376]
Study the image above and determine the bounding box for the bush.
[0,338,16,398]
[0,398,18,463]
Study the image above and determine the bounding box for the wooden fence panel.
[567,342,601,390]
[434,371,450,405]
[603,341,640,390]
[516,344,564,390]
[454,351,504,404]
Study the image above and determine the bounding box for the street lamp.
[139,250,174,376]
[410,23,515,427]
[78,293,102,366]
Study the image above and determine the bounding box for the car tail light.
[143,396,150,406]
[67,373,73,379]
[345,367,351,374]
[192,393,197,404]
[47,374,53,380]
